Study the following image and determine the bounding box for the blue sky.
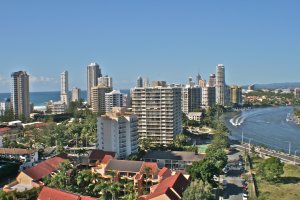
[0,1,300,92]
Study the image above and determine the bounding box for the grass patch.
[197,144,209,153]
[251,156,300,200]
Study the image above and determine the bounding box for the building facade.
[131,84,182,145]
[11,71,30,119]
[96,107,138,158]
[60,71,69,107]
[0,99,11,116]
[294,88,300,99]
[87,63,102,105]
[230,85,243,105]
[105,90,123,113]
[181,86,202,114]
[47,101,67,114]
[98,75,113,88]
[91,84,112,113]
[136,76,143,88]
[208,73,216,87]
[216,64,226,106]
[71,87,81,102]
[202,86,216,107]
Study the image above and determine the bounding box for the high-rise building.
[91,84,112,113]
[105,90,123,112]
[143,78,150,88]
[96,107,138,159]
[47,100,67,114]
[230,85,243,105]
[87,63,102,105]
[202,86,216,107]
[98,75,113,88]
[181,85,202,114]
[11,71,30,119]
[195,73,201,86]
[198,79,206,88]
[132,84,182,145]
[248,84,255,91]
[216,64,226,106]
[208,74,216,87]
[60,71,69,107]
[136,76,143,88]
[294,88,300,98]
[72,87,81,102]
[0,98,11,116]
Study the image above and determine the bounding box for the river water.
[224,106,300,153]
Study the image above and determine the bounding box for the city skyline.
[1,1,300,92]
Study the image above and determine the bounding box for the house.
[143,151,205,170]
[92,159,162,196]
[3,156,67,192]
[38,186,97,200]
[138,173,190,200]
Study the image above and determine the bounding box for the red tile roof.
[89,149,115,161]
[23,157,66,181]
[158,167,172,178]
[141,162,159,174]
[0,127,11,132]
[143,173,190,200]
[38,186,80,200]
[33,123,48,128]
[80,196,98,200]
[101,154,113,164]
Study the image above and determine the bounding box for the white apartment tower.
[131,83,182,145]
[60,71,69,107]
[72,87,81,102]
[216,64,226,106]
[97,107,138,159]
[11,71,30,119]
[87,63,102,105]
[105,90,123,113]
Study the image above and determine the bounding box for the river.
[224,106,300,154]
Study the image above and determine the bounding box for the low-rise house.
[138,172,190,200]
[143,151,205,170]
[0,148,38,163]
[3,156,67,192]
[38,186,97,200]
[92,159,163,196]
[187,112,203,122]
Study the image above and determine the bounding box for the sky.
[0,0,300,92]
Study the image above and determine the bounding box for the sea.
[0,89,130,109]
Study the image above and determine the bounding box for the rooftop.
[0,148,36,155]
[143,151,205,161]
[106,160,144,173]
[89,149,115,161]
[23,157,66,181]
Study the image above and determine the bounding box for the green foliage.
[258,157,284,182]
[182,180,214,200]
[187,160,218,186]
[0,161,21,178]
[0,187,41,200]
[174,134,188,148]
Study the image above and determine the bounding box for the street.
[223,148,244,200]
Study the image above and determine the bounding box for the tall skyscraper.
[230,85,242,105]
[294,88,300,99]
[91,84,112,113]
[60,71,69,107]
[136,76,143,88]
[216,64,226,106]
[198,80,206,88]
[97,107,138,158]
[72,87,81,102]
[105,90,123,112]
[87,62,102,105]
[98,75,113,88]
[11,71,30,119]
[132,83,182,145]
[208,74,216,87]
[195,73,201,86]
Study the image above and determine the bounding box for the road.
[236,144,300,165]
[223,149,244,200]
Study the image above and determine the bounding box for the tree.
[174,134,188,148]
[205,148,227,173]
[183,180,214,200]
[258,157,284,182]
[187,160,218,186]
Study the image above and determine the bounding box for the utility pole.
[249,138,252,154]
